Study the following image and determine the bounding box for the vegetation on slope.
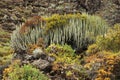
[0,28,12,65]
[85,24,120,80]
[3,60,49,80]
[11,13,108,53]
[1,13,120,80]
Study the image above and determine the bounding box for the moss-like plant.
[11,13,108,52]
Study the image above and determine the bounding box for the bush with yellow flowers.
[96,24,120,52]
[84,23,120,80]
[84,51,120,80]
[85,37,120,80]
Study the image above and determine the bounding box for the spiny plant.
[11,13,108,53]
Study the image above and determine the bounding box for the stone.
[24,54,33,60]
[2,23,16,31]
[32,59,50,70]
[47,56,55,62]
[32,48,44,59]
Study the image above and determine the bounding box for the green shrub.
[11,13,108,52]
[46,44,89,80]
[96,24,120,52]
[86,44,100,55]
[3,63,49,80]
[45,44,78,64]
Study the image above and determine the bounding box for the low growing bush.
[96,24,120,52]
[3,60,49,80]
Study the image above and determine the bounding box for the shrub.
[96,24,120,52]
[46,44,89,80]
[11,16,45,52]
[44,13,108,49]
[46,44,78,64]
[86,44,100,55]
[3,60,49,80]
[84,50,120,80]
[11,13,108,53]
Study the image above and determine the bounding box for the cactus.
[44,13,108,49]
[11,13,108,52]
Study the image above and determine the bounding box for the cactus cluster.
[11,13,108,52]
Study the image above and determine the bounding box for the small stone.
[24,54,33,60]
[32,48,44,59]
[2,23,16,30]
[47,56,55,62]
[32,59,50,70]
[22,60,30,64]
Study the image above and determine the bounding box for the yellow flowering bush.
[96,24,120,52]
[84,50,120,80]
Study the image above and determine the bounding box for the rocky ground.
[0,0,120,31]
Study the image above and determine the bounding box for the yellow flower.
[98,69,107,75]
[104,78,111,80]
[95,77,104,80]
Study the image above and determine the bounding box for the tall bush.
[11,13,108,52]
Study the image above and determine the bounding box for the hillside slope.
[0,0,119,31]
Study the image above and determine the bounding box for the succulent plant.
[11,13,108,52]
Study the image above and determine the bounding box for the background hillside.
[0,0,120,31]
